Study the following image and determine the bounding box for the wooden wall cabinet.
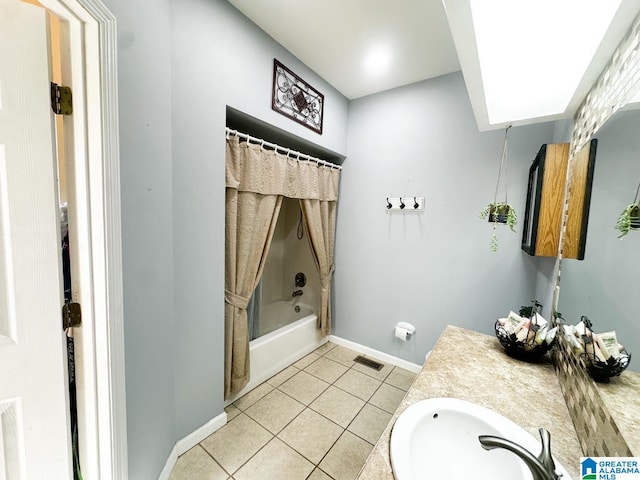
[563,139,598,259]
[521,140,597,260]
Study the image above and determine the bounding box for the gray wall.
[108,0,349,477]
[170,0,348,443]
[558,109,640,366]
[105,0,176,478]
[334,73,555,365]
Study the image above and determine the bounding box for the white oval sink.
[390,397,572,480]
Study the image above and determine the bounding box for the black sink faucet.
[292,289,304,297]
[478,428,561,480]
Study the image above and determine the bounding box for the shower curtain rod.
[225,127,342,170]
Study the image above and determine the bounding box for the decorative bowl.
[494,320,554,361]
[580,349,631,383]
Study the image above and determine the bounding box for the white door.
[0,0,73,478]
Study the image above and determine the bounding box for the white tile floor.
[169,342,417,480]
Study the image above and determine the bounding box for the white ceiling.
[228,0,640,130]
[228,0,460,100]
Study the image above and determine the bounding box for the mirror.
[543,9,640,457]
[557,108,640,455]
[558,109,640,369]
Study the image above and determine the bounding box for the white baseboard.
[327,335,423,373]
[157,411,228,480]
[176,412,227,455]
[158,446,178,480]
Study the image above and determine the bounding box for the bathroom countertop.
[597,369,640,455]
[355,325,582,480]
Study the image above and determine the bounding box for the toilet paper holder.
[395,322,416,340]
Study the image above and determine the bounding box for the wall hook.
[385,196,424,211]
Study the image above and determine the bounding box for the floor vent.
[353,355,384,371]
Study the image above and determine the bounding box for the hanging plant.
[480,126,517,251]
[480,202,517,230]
[615,181,640,238]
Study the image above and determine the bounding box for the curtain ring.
[386,198,392,209]
[399,197,405,209]
[413,197,419,209]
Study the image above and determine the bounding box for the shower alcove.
[250,197,320,340]
[225,107,345,402]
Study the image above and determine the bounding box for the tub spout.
[478,428,560,480]
[292,289,304,297]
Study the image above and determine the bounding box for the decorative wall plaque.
[272,59,324,134]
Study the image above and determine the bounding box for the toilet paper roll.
[395,326,410,341]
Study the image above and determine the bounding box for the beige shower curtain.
[225,190,282,398]
[225,135,340,398]
[300,199,336,336]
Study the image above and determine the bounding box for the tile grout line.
[327,375,378,404]
[275,405,343,468]
[304,466,336,480]
[294,350,392,473]
[305,357,376,476]
[277,370,332,405]
[311,429,359,477]
[191,343,412,480]
[229,431,277,478]
[244,393,307,436]
[299,357,347,383]
[309,348,409,473]
[231,399,344,477]
[268,351,385,474]
[193,443,232,478]
[362,375,408,415]
[233,375,338,471]
[199,412,275,477]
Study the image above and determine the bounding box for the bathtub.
[226,300,326,403]
[257,300,314,337]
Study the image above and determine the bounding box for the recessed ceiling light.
[363,45,392,76]
[470,0,622,124]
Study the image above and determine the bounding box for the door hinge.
[62,302,82,329]
[50,82,73,115]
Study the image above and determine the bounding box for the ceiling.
[228,0,460,100]
[228,0,640,131]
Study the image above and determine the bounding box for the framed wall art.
[272,59,324,134]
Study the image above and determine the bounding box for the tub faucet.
[292,289,304,297]
[478,428,560,480]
